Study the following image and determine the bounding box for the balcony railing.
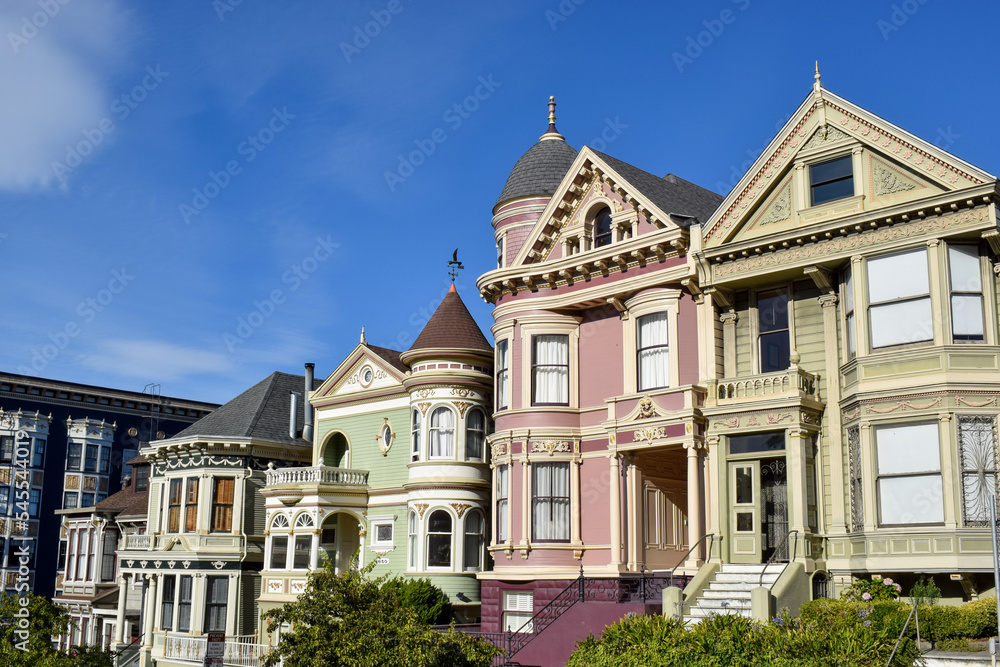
[707,366,817,404]
[264,465,369,487]
[163,634,269,667]
[122,534,151,551]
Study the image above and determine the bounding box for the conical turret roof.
[409,284,491,353]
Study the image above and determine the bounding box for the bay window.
[66,443,81,470]
[204,576,228,632]
[161,575,175,631]
[466,409,485,461]
[185,478,199,532]
[496,465,509,542]
[426,510,452,568]
[532,462,570,542]
[429,408,455,458]
[531,335,569,406]
[637,312,669,390]
[496,339,509,410]
[948,245,984,341]
[212,478,234,533]
[844,266,855,359]
[875,422,943,525]
[270,536,288,570]
[85,445,98,472]
[292,535,311,569]
[867,249,932,349]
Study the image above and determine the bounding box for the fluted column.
[113,573,129,647]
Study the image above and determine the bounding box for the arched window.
[294,514,314,529]
[463,510,484,571]
[270,514,289,530]
[426,510,452,568]
[466,409,486,461]
[594,207,613,248]
[407,510,418,569]
[411,409,421,462]
[429,408,455,458]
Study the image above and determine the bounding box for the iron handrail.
[885,603,921,667]
[668,533,716,588]
[758,529,798,588]
[113,634,143,656]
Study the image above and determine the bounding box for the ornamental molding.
[491,442,507,458]
[801,124,851,150]
[871,157,919,197]
[212,561,225,570]
[450,503,471,518]
[413,503,429,519]
[455,401,472,418]
[866,397,942,414]
[958,396,998,408]
[415,389,434,399]
[756,182,793,227]
[635,396,658,420]
[416,402,431,417]
[450,387,475,398]
[529,440,573,456]
[633,426,665,445]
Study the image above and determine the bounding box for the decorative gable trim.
[312,345,407,407]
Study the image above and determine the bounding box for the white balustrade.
[123,533,151,550]
[264,465,368,487]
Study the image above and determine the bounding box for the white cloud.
[0,0,132,190]
[76,339,234,381]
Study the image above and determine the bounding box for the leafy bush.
[567,609,919,667]
[937,637,979,651]
[908,576,941,606]
[840,575,901,602]
[382,576,448,625]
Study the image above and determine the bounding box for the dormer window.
[594,207,613,248]
[809,155,853,205]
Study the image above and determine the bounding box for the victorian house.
[258,286,494,631]
[115,371,314,667]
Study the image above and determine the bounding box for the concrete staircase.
[688,563,786,619]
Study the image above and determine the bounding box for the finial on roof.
[539,95,565,142]
[360,326,366,344]
[813,61,821,91]
[448,248,464,283]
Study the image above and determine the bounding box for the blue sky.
[1,0,998,405]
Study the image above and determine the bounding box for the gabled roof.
[591,150,724,226]
[171,372,318,445]
[96,487,149,518]
[365,344,408,374]
[409,285,491,353]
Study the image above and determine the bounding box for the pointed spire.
[813,61,821,92]
[360,326,366,345]
[539,95,565,142]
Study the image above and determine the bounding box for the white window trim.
[424,507,455,571]
[519,316,580,410]
[623,289,681,394]
[464,408,487,462]
[370,519,395,548]
[864,246,935,352]
[427,404,457,461]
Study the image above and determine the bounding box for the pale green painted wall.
[315,403,411,491]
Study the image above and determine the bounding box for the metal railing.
[264,465,369,487]
[163,634,270,667]
[113,634,142,667]
[885,603,921,667]
[668,533,717,588]
[759,529,799,589]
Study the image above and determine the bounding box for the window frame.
[465,409,486,461]
[203,576,228,633]
[84,444,98,472]
[177,575,193,632]
[211,478,235,533]
[496,464,509,543]
[31,438,44,468]
[134,466,149,493]
[866,248,933,350]
[755,286,792,374]
[425,509,453,570]
[411,408,421,462]
[531,462,571,543]
[874,421,944,527]
[428,407,456,459]
[66,442,82,470]
[407,510,418,570]
[530,334,570,407]
[463,510,485,571]
[371,520,394,548]
[503,591,534,633]
[496,339,510,411]
[947,243,986,343]
[593,206,614,248]
[809,154,854,206]
[167,479,182,532]
[184,478,199,532]
[636,312,670,391]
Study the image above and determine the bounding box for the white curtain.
[875,423,943,524]
[533,335,568,404]
[868,250,933,348]
[532,463,570,541]
[497,340,509,409]
[429,408,454,458]
[496,466,509,542]
[637,313,669,390]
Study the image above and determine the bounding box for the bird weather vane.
[448,249,464,283]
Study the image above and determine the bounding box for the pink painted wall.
[578,305,623,407]
[677,293,700,385]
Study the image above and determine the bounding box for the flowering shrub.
[840,576,901,602]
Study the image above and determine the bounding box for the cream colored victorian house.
[692,71,1000,603]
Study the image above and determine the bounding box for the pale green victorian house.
[257,284,494,634]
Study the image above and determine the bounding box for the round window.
[360,365,374,387]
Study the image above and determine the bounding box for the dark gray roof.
[172,372,319,445]
[495,138,578,207]
[591,150,724,227]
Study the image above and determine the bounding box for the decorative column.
[706,436,722,560]
[938,413,957,529]
[720,311,738,378]
[851,255,866,356]
[818,293,847,534]
[191,573,206,635]
[113,573,129,647]
[684,442,704,568]
[570,454,582,546]
[859,421,876,532]
[142,573,158,647]
[608,453,622,568]
[310,529,320,570]
[226,573,239,636]
[785,429,810,542]
[625,454,641,570]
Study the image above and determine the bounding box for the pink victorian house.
[476,100,723,665]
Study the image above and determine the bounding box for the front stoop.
[688,563,785,620]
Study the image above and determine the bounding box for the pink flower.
[862,592,872,601]
[895,584,902,592]
[883,578,894,586]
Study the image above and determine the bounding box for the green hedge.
[800,596,998,644]
[566,611,919,667]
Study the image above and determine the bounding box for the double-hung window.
[875,422,943,525]
[757,289,790,373]
[99,447,110,473]
[211,478,234,533]
[809,155,853,205]
[532,462,570,542]
[85,445,98,472]
[204,576,228,632]
[411,409,421,462]
[292,535,311,569]
[177,576,193,632]
[637,313,669,390]
[463,511,484,570]
[496,339,510,410]
[429,408,455,458]
[531,335,569,406]
[496,465,509,542]
[407,511,418,569]
[168,479,182,532]
[867,249,932,349]
[948,245,985,341]
[66,443,82,470]
[185,479,199,532]
[270,535,288,570]
[0,437,12,463]
[31,439,44,468]
[843,266,855,359]
[160,575,175,631]
[466,409,485,461]
[134,466,149,493]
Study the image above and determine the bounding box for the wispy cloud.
[76,339,234,381]
[0,0,133,190]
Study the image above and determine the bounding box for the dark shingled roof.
[172,372,319,445]
[496,138,578,207]
[366,344,408,374]
[409,286,492,353]
[591,150,724,226]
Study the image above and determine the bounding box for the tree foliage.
[0,592,112,667]
[262,558,500,667]
[381,577,448,625]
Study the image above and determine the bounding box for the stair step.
[688,606,751,618]
[718,564,785,574]
[714,574,781,585]
[701,590,752,599]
